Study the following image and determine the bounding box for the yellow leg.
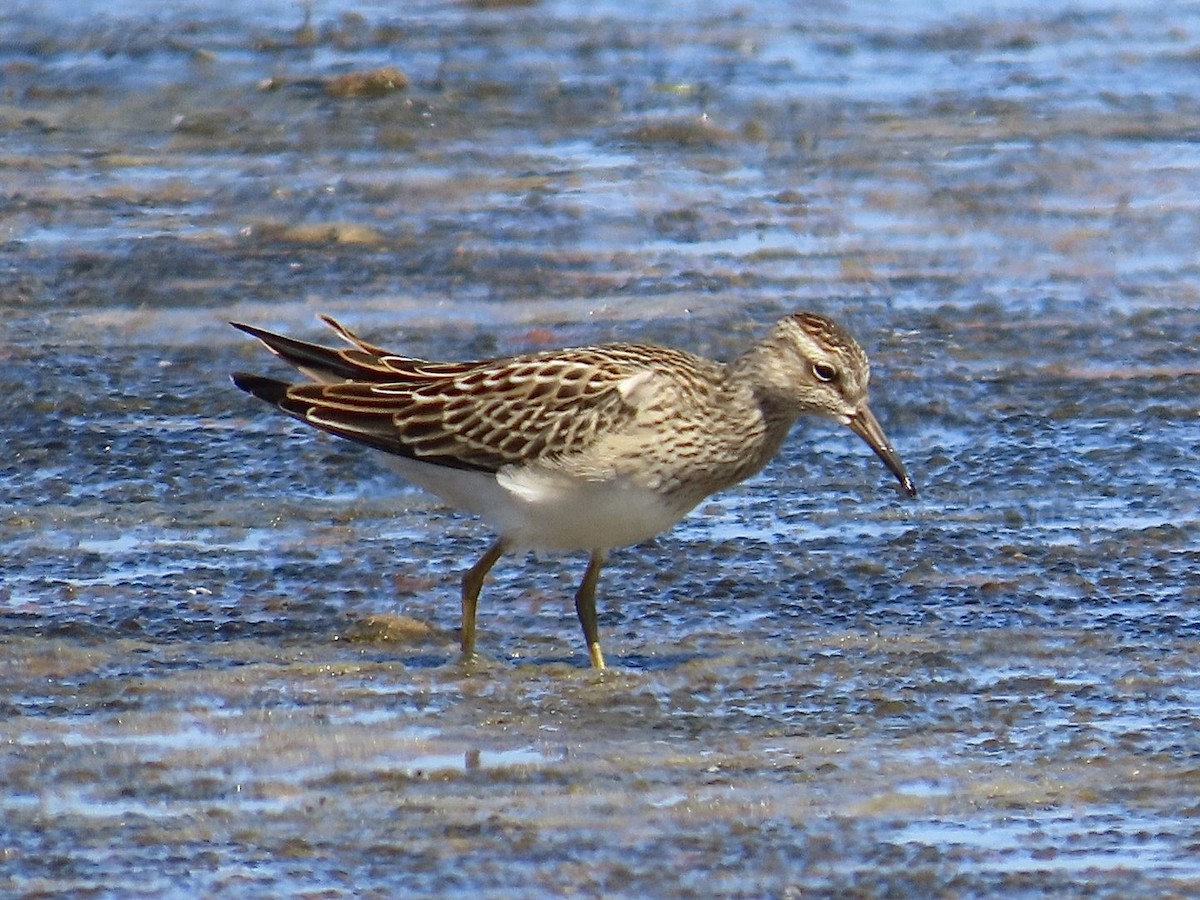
[460,539,506,661]
[574,550,607,670]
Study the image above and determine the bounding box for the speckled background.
[3,0,1199,896]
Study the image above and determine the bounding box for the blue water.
[3,0,1200,896]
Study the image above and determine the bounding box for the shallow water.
[3,0,1200,896]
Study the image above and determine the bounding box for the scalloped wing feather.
[281,355,650,473]
[235,318,718,475]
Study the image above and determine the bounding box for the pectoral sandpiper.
[231,312,915,669]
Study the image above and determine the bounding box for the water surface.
[3,0,1200,896]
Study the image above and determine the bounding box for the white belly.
[382,456,692,552]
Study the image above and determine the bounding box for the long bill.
[847,405,917,498]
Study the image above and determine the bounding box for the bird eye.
[811,362,838,383]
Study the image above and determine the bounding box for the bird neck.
[727,341,803,429]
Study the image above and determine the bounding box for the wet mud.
[3,0,1200,896]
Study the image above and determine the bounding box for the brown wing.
[231,319,649,473]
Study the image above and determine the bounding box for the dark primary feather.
[230,321,368,381]
[230,372,289,405]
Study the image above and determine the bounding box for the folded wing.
[231,318,645,474]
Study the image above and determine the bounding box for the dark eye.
[811,362,838,383]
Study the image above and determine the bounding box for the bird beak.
[847,405,917,498]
